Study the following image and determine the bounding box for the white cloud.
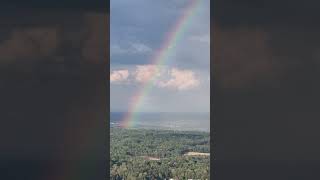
[111,65,201,91]
[133,65,162,83]
[110,69,129,83]
[158,68,200,90]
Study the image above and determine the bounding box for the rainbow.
[120,0,203,128]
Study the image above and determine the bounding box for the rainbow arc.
[120,0,203,128]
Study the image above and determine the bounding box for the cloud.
[129,42,152,54]
[113,65,201,91]
[110,0,209,112]
[158,68,200,90]
[110,0,209,68]
[111,44,127,54]
[133,65,161,83]
[111,42,152,55]
[110,70,129,83]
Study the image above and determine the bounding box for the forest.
[110,128,210,179]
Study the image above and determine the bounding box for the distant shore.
[110,126,210,134]
[110,112,210,132]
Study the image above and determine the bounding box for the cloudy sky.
[110,0,209,113]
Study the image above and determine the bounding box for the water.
[110,112,210,132]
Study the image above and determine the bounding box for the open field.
[184,152,210,156]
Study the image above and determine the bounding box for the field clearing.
[140,156,161,161]
[184,152,210,156]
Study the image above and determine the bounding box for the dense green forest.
[110,128,210,179]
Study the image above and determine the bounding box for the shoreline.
[110,126,210,134]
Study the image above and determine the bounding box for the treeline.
[110,128,210,179]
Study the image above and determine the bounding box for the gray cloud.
[111,42,152,55]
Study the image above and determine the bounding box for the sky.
[110,0,210,113]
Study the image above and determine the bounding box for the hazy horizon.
[110,111,210,132]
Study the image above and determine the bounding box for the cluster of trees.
[110,128,210,179]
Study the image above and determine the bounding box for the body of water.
[110,112,210,132]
